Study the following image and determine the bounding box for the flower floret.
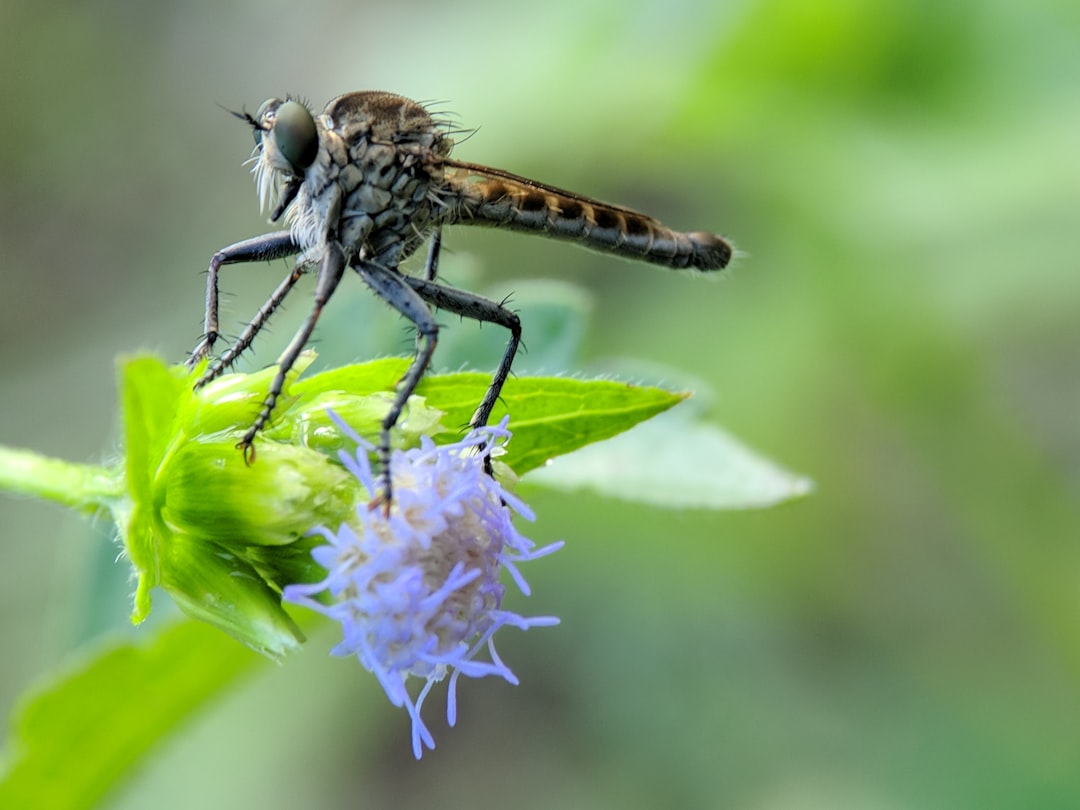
[282,415,562,758]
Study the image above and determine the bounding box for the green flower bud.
[265,391,448,454]
[183,355,314,437]
[159,440,357,548]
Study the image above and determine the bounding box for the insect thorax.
[286,92,452,265]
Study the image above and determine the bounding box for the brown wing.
[441,158,665,225]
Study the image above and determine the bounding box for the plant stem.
[0,446,122,513]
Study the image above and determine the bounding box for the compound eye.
[273,101,318,171]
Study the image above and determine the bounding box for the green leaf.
[525,410,813,509]
[415,374,689,475]
[0,621,265,810]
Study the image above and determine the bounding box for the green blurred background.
[2,0,1079,806]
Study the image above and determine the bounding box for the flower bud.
[159,440,357,548]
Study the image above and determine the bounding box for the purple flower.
[283,416,562,758]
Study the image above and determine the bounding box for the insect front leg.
[187,231,301,368]
[195,262,306,388]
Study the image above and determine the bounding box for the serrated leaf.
[416,374,688,474]
[0,621,264,810]
[525,411,814,509]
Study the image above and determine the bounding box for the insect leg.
[236,241,347,462]
[413,227,443,356]
[195,262,306,388]
[354,261,439,509]
[187,231,301,367]
[402,277,521,473]
[422,227,443,282]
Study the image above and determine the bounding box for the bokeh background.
[2,0,1079,807]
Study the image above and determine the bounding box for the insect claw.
[367,488,393,518]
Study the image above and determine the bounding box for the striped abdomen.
[438,160,731,271]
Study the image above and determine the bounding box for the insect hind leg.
[402,275,521,474]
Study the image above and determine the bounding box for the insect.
[187,91,733,507]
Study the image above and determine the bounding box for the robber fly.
[187,91,733,506]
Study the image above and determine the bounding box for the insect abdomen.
[443,168,731,271]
